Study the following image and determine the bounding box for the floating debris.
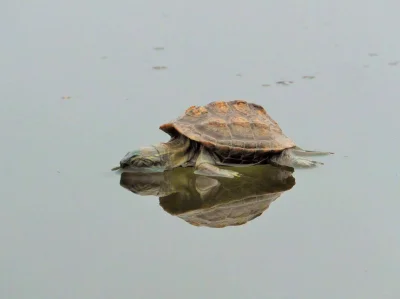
[61,96,71,99]
[152,66,168,70]
[276,81,294,86]
[153,47,165,51]
[100,56,108,59]
[368,53,378,57]
[302,75,315,79]
[261,84,271,87]
[363,64,370,68]
[388,61,399,66]
[235,73,242,77]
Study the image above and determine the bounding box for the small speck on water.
[61,96,71,99]
[153,47,165,51]
[302,75,315,79]
[100,56,108,59]
[388,61,399,66]
[152,66,168,70]
[236,73,242,77]
[368,53,378,57]
[261,84,270,87]
[276,81,293,86]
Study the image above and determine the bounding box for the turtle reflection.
[119,165,295,228]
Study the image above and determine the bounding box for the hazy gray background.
[1,0,400,298]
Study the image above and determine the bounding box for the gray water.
[2,1,400,298]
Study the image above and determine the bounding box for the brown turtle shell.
[160,100,296,159]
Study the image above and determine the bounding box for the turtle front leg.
[194,147,241,178]
[271,149,324,168]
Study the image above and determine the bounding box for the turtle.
[112,100,333,178]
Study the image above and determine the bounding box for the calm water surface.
[1,1,400,298]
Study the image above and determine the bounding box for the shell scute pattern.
[252,121,271,138]
[197,117,231,140]
[244,141,259,149]
[228,116,253,140]
[231,140,246,148]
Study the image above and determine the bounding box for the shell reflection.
[119,165,296,228]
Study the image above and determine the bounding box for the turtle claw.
[230,170,241,178]
[218,169,241,178]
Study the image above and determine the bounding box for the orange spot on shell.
[255,107,267,116]
[185,105,208,117]
[209,101,230,113]
[232,100,251,113]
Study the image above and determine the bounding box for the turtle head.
[112,137,192,172]
[119,146,164,170]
